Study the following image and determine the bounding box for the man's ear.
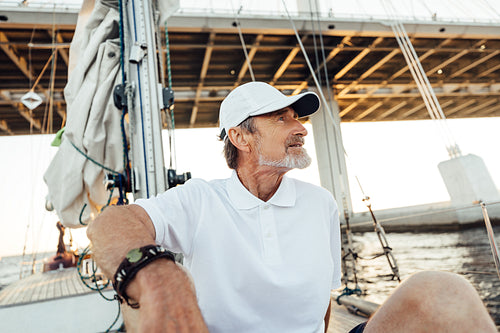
[227,127,251,153]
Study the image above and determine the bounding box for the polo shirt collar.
[227,170,296,209]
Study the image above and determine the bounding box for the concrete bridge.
[1,3,500,134]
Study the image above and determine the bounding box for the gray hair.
[221,117,257,169]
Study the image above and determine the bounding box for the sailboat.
[1,0,499,332]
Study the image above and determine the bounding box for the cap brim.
[248,91,320,119]
[291,92,320,118]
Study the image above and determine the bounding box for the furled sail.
[44,0,179,228]
[44,0,124,227]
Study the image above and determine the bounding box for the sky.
[1,116,500,257]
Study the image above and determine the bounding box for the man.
[88,82,497,332]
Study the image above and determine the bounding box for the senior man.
[88,82,496,333]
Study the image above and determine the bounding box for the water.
[1,228,499,329]
[349,225,500,330]
[0,251,51,290]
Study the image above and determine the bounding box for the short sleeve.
[133,179,207,256]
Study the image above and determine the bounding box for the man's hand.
[124,260,208,332]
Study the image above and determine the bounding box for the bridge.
[1,2,500,135]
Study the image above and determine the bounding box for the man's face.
[250,107,311,170]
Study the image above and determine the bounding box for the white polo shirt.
[135,171,341,333]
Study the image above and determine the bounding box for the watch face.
[126,248,143,263]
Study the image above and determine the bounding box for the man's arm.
[87,204,208,332]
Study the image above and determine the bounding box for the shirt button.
[263,205,270,210]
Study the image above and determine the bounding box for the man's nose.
[293,119,308,136]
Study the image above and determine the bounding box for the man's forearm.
[87,204,208,332]
[87,204,156,279]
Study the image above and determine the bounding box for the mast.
[121,0,168,199]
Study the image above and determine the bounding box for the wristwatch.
[113,244,176,308]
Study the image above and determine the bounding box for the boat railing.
[18,258,45,278]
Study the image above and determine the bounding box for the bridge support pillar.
[310,94,352,224]
[438,154,500,223]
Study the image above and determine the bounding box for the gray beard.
[258,147,312,169]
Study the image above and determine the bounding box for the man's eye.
[278,116,284,121]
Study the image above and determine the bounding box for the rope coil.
[77,246,121,332]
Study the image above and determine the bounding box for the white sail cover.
[44,0,179,227]
[44,0,124,227]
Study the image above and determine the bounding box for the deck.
[0,268,369,332]
[329,302,367,332]
[0,267,111,307]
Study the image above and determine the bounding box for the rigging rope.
[77,247,112,296]
[306,0,364,293]
[479,202,500,280]
[79,204,88,226]
[308,0,322,86]
[117,0,130,182]
[47,50,58,134]
[477,0,500,19]
[164,24,173,90]
[381,0,462,159]
[21,26,55,278]
[309,0,352,223]
[71,0,130,219]
[281,0,401,288]
[69,140,120,175]
[157,4,178,172]
[164,23,177,169]
[29,51,55,92]
[41,9,58,134]
[363,197,401,282]
[77,246,121,332]
[231,4,256,82]
[309,0,356,237]
[73,2,157,329]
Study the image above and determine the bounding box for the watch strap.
[113,244,176,308]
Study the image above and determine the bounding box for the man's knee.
[401,271,475,300]
[365,271,496,332]
[375,270,480,323]
[405,270,462,288]
[394,271,473,305]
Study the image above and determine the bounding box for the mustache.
[286,135,305,146]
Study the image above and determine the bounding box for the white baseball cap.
[219,82,320,139]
